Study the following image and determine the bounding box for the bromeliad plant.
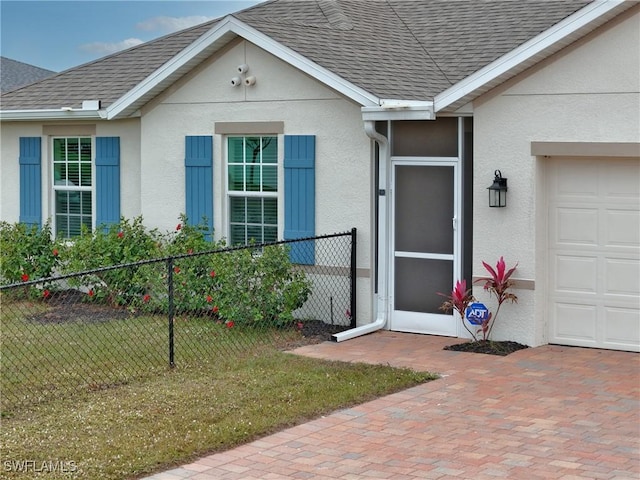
[476,256,518,340]
[439,257,518,342]
[438,279,477,339]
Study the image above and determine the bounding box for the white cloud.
[136,16,214,33]
[79,38,145,55]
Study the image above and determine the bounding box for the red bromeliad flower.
[206,295,213,303]
[117,231,124,239]
[209,270,216,278]
[21,273,29,282]
[213,305,219,314]
[52,248,59,256]
[479,257,518,307]
[176,223,182,231]
[143,294,151,303]
[43,289,51,299]
[173,266,180,274]
[88,289,94,297]
[225,320,234,328]
[475,256,519,340]
[439,279,474,318]
[438,279,477,340]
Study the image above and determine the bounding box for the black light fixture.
[488,170,508,207]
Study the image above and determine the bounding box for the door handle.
[452,217,457,230]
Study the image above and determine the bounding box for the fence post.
[167,257,175,368]
[350,227,357,328]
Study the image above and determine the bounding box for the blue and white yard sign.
[465,302,490,325]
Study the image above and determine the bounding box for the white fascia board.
[0,109,103,121]
[361,101,435,121]
[434,0,627,112]
[107,16,380,119]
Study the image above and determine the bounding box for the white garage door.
[548,157,640,352]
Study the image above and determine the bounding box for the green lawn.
[1,300,294,411]
[1,299,437,479]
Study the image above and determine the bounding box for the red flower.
[143,294,151,303]
[21,273,29,282]
[43,289,51,299]
[173,266,180,274]
[206,295,213,303]
[209,270,216,278]
[117,231,124,239]
[88,289,94,297]
[297,322,304,330]
[52,248,59,256]
[226,321,234,328]
[213,305,219,314]
[176,223,182,231]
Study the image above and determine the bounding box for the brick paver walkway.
[143,332,640,480]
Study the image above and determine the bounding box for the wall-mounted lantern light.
[488,170,508,207]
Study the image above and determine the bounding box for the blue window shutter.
[185,136,213,239]
[284,135,315,264]
[19,137,42,228]
[95,137,121,229]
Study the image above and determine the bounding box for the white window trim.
[223,134,283,245]
[50,136,96,237]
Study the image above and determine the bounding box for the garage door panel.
[605,258,640,296]
[603,307,640,349]
[553,303,597,343]
[554,161,599,197]
[605,209,640,247]
[554,255,597,293]
[555,208,598,245]
[604,160,640,199]
[548,156,640,352]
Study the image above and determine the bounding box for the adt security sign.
[465,302,490,325]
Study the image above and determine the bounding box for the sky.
[1,0,261,73]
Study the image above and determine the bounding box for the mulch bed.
[444,340,529,356]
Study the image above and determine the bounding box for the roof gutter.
[362,99,434,121]
[0,109,105,121]
[332,120,390,342]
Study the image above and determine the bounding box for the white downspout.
[332,120,389,342]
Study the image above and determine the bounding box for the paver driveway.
[144,332,640,480]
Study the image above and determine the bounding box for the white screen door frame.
[389,158,462,336]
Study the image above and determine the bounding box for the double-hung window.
[52,137,93,237]
[227,136,278,245]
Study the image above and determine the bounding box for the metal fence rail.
[0,230,356,412]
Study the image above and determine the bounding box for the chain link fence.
[0,230,356,412]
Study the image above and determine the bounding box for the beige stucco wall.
[473,8,640,346]
[0,119,141,227]
[140,40,373,322]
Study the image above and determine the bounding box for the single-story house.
[1,0,638,351]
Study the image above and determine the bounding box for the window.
[227,136,278,245]
[52,137,93,237]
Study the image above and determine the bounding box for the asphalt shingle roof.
[0,57,56,93]
[0,0,595,112]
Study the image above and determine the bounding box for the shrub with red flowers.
[0,220,63,296]
[62,216,163,306]
[439,257,518,342]
[2,214,311,327]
